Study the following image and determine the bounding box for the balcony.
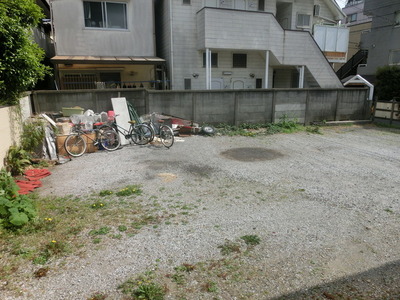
[196,7,281,52]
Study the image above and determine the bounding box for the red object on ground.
[24,169,51,180]
[15,169,51,195]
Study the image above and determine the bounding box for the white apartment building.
[156,0,347,90]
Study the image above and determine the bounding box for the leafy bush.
[0,0,50,105]
[5,145,31,176]
[20,120,46,154]
[0,170,37,229]
[375,65,400,100]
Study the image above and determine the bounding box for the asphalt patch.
[220,147,284,162]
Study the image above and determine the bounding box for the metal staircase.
[336,50,368,80]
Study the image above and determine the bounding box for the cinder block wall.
[32,88,369,126]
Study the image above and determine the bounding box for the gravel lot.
[4,124,400,299]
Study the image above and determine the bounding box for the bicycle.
[145,112,174,148]
[100,114,153,146]
[64,122,121,157]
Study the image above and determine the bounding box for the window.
[233,53,247,68]
[183,0,191,4]
[256,78,263,88]
[84,1,127,29]
[389,50,400,65]
[258,0,265,11]
[395,11,400,26]
[296,14,311,28]
[184,78,191,90]
[203,53,218,67]
[347,13,357,23]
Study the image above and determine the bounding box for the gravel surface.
[3,125,400,299]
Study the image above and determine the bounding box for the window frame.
[203,52,219,68]
[232,53,247,68]
[347,13,357,23]
[83,1,128,30]
[296,13,311,28]
[389,49,400,65]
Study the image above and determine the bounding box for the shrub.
[0,169,37,229]
[5,145,31,176]
[375,65,400,100]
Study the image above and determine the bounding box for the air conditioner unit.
[313,5,320,17]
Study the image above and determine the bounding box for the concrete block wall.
[32,88,369,126]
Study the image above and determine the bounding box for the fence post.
[390,99,395,125]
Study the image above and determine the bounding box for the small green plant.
[203,280,218,293]
[116,185,142,197]
[119,271,165,300]
[0,169,37,229]
[45,239,69,256]
[90,202,106,209]
[133,282,165,300]
[5,146,31,176]
[89,226,111,236]
[87,292,107,300]
[306,125,322,134]
[240,235,261,246]
[118,225,128,232]
[99,190,113,197]
[218,240,241,256]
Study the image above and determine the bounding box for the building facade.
[358,0,400,82]
[334,0,372,74]
[156,0,346,90]
[49,0,166,90]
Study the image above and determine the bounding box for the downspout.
[49,0,59,89]
[265,50,269,88]
[169,0,174,89]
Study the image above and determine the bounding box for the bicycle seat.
[158,119,165,123]
[128,120,136,124]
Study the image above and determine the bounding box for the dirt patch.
[220,147,284,161]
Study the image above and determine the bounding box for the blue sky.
[335,0,346,8]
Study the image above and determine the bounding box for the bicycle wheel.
[100,129,121,151]
[64,134,87,157]
[160,125,174,148]
[131,123,152,145]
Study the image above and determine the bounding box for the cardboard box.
[56,122,72,135]
[56,133,97,156]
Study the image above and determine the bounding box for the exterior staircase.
[336,50,368,80]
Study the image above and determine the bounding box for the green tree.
[375,65,400,101]
[0,0,50,106]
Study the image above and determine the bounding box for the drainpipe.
[169,0,174,89]
[206,48,211,89]
[265,50,269,88]
[298,65,304,88]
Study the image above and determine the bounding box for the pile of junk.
[35,102,215,161]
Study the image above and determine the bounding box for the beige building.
[335,0,372,75]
